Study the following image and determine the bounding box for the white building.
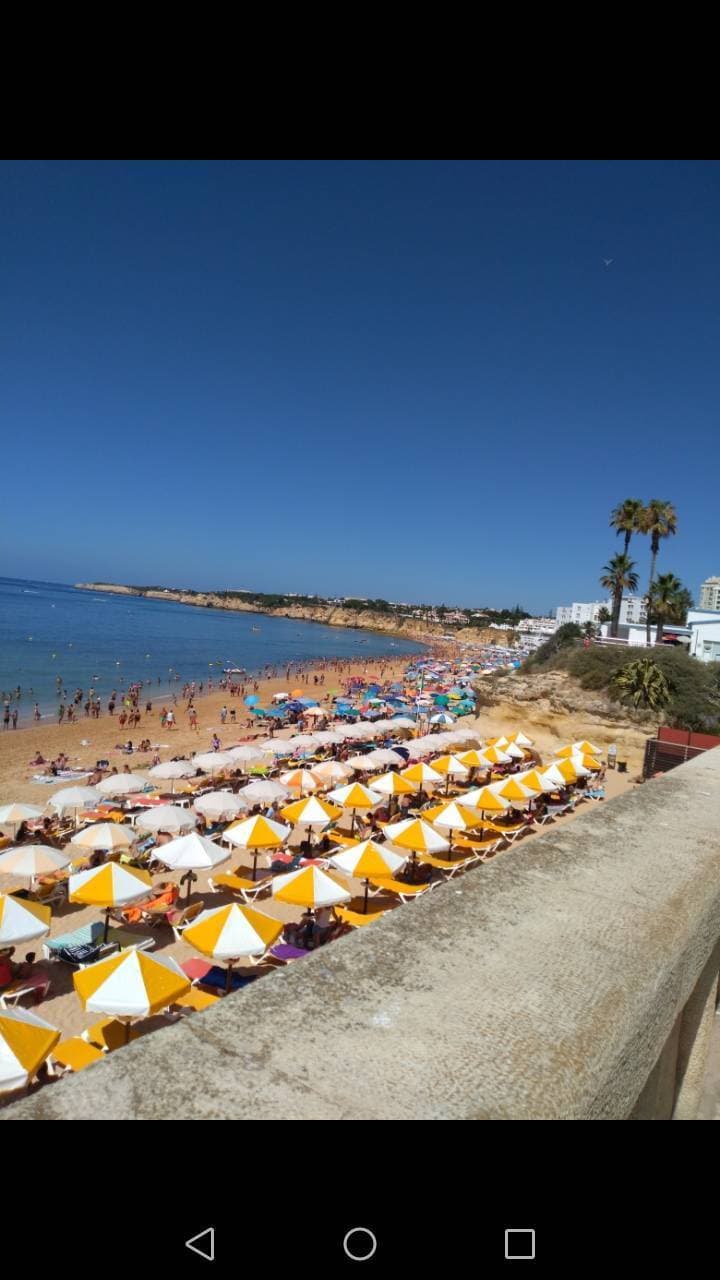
[688,609,720,663]
[698,577,720,612]
[517,616,558,635]
[555,596,647,627]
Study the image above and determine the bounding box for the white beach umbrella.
[0,844,71,880]
[289,734,321,750]
[95,773,152,798]
[238,779,290,805]
[255,740,295,758]
[149,761,196,780]
[70,823,136,851]
[135,804,198,834]
[311,759,353,784]
[228,744,272,763]
[302,705,326,718]
[390,717,416,730]
[193,791,247,821]
[0,893,52,945]
[346,754,382,773]
[154,831,229,878]
[191,752,236,774]
[311,730,346,746]
[0,803,43,831]
[47,786,102,817]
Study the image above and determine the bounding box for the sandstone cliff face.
[475,667,658,771]
[75,584,510,647]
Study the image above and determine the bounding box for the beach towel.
[31,770,91,784]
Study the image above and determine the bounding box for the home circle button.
[343,1228,378,1261]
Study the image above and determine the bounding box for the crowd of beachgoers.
[0,647,624,1099]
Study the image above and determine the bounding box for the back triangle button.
[185,1227,215,1261]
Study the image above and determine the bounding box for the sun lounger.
[82,1019,142,1051]
[266,942,312,964]
[416,852,475,878]
[48,1038,105,1076]
[194,965,258,994]
[584,788,605,801]
[168,900,204,941]
[0,971,51,1009]
[208,872,272,903]
[334,903,390,928]
[451,837,501,862]
[367,876,434,903]
[42,922,155,964]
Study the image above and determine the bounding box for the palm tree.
[641,500,678,643]
[613,658,670,711]
[597,606,611,625]
[610,498,645,555]
[600,554,639,638]
[649,574,693,644]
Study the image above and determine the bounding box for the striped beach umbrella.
[478,745,512,766]
[368,771,416,797]
[538,763,568,789]
[70,822,136,852]
[400,762,444,788]
[279,768,320,795]
[506,731,534,748]
[456,786,510,813]
[457,749,490,770]
[326,782,382,833]
[0,844,71,881]
[491,777,537,806]
[0,893,51,946]
[271,866,351,909]
[224,814,290,880]
[553,757,584,783]
[280,795,342,829]
[517,769,557,794]
[555,740,602,758]
[329,839,406,912]
[69,863,152,941]
[573,754,602,772]
[74,949,190,1035]
[0,1007,60,1093]
[183,903,283,990]
[383,818,449,855]
[424,800,483,837]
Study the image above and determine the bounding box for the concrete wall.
[4,749,720,1121]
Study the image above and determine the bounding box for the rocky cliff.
[74,583,511,648]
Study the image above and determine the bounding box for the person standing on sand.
[33,703,41,721]
[2,706,9,730]
[220,705,228,725]
[189,706,198,731]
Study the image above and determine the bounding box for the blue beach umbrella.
[245,695,259,706]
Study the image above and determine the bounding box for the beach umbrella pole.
[225,961,234,994]
[103,907,111,944]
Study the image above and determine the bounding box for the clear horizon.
[2,161,717,611]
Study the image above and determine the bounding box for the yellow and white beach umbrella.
[0,802,43,831]
[479,745,512,766]
[518,769,557,794]
[0,893,51,946]
[183,902,283,989]
[0,1007,60,1093]
[506,731,534,748]
[538,763,568,789]
[329,839,407,912]
[430,754,470,778]
[69,862,152,942]
[572,753,602,772]
[367,771,416,797]
[555,740,601,758]
[326,782,382,832]
[383,817,449,855]
[70,822,136,852]
[462,786,510,813]
[280,795,342,828]
[329,839,406,880]
[400,761,444,788]
[224,814,290,880]
[272,865,351,909]
[311,759,353,784]
[74,948,190,1029]
[457,749,490,769]
[0,844,71,881]
[423,800,484,834]
[491,777,537,806]
[279,768,320,794]
[551,758,582,783]
[500,742,525,760]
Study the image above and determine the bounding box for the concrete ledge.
[4,750,720,1120]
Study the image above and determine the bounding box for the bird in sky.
[603,258,614,267]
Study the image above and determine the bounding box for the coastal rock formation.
[475,668,659,772]
[74,583,511,648]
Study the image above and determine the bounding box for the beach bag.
[57,942,101,965]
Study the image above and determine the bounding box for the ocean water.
[0,578,423,720]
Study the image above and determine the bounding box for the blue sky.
[1,160,717,613]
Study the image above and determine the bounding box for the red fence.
[643,728,720,778]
